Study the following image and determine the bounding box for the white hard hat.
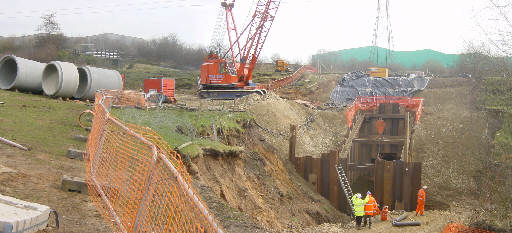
[422,186,427,189]
[357,193,362,198]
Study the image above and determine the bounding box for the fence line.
[84,90,224,233]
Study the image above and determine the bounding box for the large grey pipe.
[392,221,421,227]
[393,213,409,223]
[0,55,46,92]
[42,61,79,97]
[73,66,123,100]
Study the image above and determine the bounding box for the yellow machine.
[275,59,291,72]
[368,67,389,78]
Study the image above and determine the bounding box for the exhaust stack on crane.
[199,0,281,99]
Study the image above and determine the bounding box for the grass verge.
[121,63,199,91]
[111,107,251,158]
[0,90,89,156]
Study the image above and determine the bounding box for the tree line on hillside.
[310,43,512,79]
[0,13,208,69]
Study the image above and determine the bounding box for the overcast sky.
[0,0,493,62]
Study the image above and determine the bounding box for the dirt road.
[0,144,109,233]
[297,210,470,233]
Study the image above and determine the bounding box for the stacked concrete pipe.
[42,61,79,98]
[0,55,46,92]
[74,66,123,100]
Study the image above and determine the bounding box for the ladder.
[336,114,364,218]
[336,163,354,217]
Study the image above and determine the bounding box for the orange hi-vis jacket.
[417,188,426,205]
[364,195,377,216]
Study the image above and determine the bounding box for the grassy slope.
[479,77,512,229]
[481,77,512,157]
[111,108,251,158]
[120,63,290,93]
[0,90,88,156]
[121,63,199,92]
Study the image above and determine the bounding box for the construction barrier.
[259,65,317,90]
[83,90,223,233]
[346,96,424,127]
[442,223,495,233]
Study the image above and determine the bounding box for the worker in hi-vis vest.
[416,186,427,216]
[363,191,377,229]
[351,193,366,230]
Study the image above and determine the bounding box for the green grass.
[480,77,512,158]
[121,63,199,91]
[252,71,288,84]
[111,107,251,158]
[120,63,290,92]
[0,90,89,156]
[480,77,512,112]
[495,113,512,156]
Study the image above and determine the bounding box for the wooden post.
[289,124,297,164]
[304,156,312,181]
[328,151,339,208]
[312,157,322,193]
[321,153,330,198]
[405,112,410,162]
[402,162,412,211]
[393,160,404,210]
[374,159,384,205]
[382,160,394,209]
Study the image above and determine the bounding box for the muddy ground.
[0,145,108,233]
[0,75,499,232]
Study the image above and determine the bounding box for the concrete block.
[61,175,88,195]
[66,149,84,161]
[73,135,88,142]
[0,194,51,233]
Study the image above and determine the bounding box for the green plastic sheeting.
[312,46,459,69]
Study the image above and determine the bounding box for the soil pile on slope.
[192,126,349,232]
[243,92,347,158]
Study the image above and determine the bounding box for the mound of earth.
[191,125,349,232]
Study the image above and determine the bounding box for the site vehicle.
[368,67,389,78]
[275,59,291,72]
[143,77,177,103]
[199,0,281,99]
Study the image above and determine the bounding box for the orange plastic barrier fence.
[259,65,317,90]
[346,96,424,127]
[442,223,495,233]
[84,90,224,233]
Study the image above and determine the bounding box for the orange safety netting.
[346,96,424,127]
[258,65,317,90]
[83,90,224,233]
[442,223,495,233]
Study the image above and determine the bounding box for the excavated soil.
[191,126,349,232]
[243,92,347,159]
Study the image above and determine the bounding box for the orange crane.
[199,0,281,99]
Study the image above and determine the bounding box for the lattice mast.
[221,0,281,84]
[370,0,393,67]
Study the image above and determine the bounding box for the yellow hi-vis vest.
[352,195,365,216]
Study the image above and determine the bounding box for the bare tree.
[37,12,61,35]
[270,53,281,62]
[34,12,66,62]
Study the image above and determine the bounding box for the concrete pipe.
[392,221,421,227]
[42,61,79,97]
[393,213,409,223]
[0,55,46,91]
[73,66,123,100]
